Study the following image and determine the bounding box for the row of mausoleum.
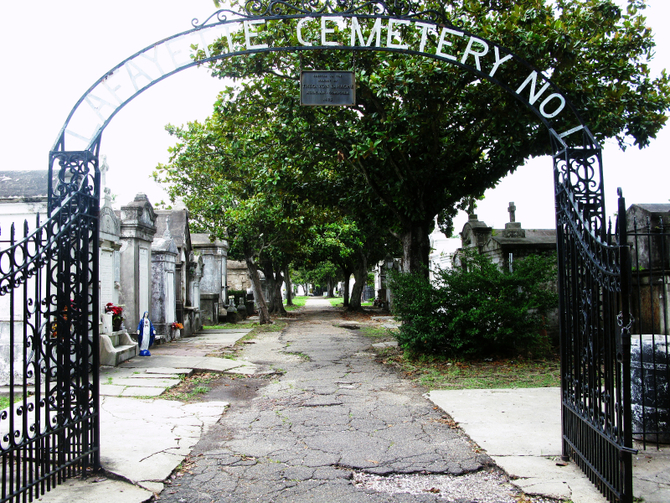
[0,160,231,380]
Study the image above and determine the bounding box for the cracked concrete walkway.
[156,300,521,503]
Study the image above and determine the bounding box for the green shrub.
[389,251,558,358]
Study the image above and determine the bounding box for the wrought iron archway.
[0,1,633,501]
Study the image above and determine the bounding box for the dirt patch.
[203,374,276,405]
[161,372,279,404]
[341,309,381,322]
[159,372,216,402]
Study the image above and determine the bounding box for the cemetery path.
[156,299,525,503]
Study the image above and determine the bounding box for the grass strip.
[284,296,307,311]
[376,348,560,390]
[360,328,560,390]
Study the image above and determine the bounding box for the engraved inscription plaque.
[301,71,356,106]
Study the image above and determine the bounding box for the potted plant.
[105,303,124,331]
[170,321,183,338]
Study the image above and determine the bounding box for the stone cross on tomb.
[508,202,516,223]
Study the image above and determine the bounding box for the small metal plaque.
[300,71,356,106]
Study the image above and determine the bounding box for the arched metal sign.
[38,2,634,503]
[54,0,591,154]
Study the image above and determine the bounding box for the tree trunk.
[326,278,335,298]
[285,266,293,306]
[340,267,352,307]
[244,250,271,324]
[263,268,277,312]
[272,270,287,316]
[401,220,432,277]
[349,254,367,311]
[262,262,287,315]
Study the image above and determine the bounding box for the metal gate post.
[617,189,634,503]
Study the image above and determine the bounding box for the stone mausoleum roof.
[0,171,52,200]
[490,228,556,248]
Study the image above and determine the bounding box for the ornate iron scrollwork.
[48,150,97,215]
[192,0,449,27]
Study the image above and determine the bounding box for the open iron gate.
[0,148,100,502]
[554,132,635,503]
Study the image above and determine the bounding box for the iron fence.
[627,211,670,450]
[0,150,100,502]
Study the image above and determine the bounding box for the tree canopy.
[184,0,669,276]
[157,0,669,312]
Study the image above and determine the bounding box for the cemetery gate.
[0,1,641,501]
[554,139,634,502]
[0,148,100,501]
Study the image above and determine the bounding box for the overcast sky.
[0,0,668,240]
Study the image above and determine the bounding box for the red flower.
[105,303,122,316]
[105,303,124,325]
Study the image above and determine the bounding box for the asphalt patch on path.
[203,374,275,405]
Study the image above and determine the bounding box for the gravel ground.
[353,469,560,502]
[353,469,518,502]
